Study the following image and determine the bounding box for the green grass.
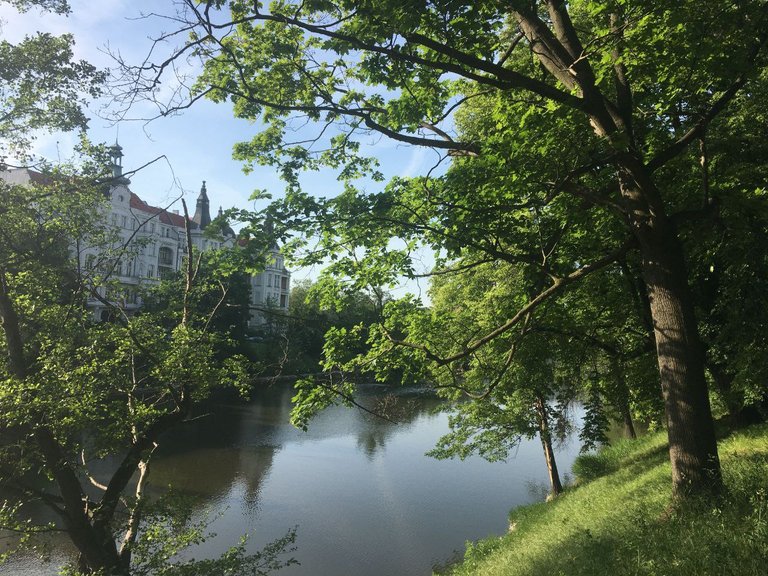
[443,423,768,576]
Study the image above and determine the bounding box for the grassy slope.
[445,423,768,576]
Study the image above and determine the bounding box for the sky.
[0,0,438,294]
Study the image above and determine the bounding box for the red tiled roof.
[130,192,189,228]
[2,167,193,230]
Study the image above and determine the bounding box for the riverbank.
[443,422,768,576]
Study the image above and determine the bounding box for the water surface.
[4,383,582,575]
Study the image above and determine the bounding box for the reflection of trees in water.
[147,445,277,504]
[147,391,293,512]
[353,391,445,459]
[0,402,287,569]
[0,495,77,568]
[4,384,443,527]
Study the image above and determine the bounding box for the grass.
[442,423,768,576]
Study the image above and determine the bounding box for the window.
[85,254,96,270]
[267,274,272,287]
[158,247,174,266]
[149,223,155,233]
[121,215,127,228]
[280,294,287,308]
[111,214,118,226]
[147,265,154,278]
[281,276,288,290]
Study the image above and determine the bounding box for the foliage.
[124,492,298,576]
[0,0,104,158]
[4,0,70,13]
[141,248,252,350]
[282,278,383,372]
[0,165,298,575]
[0,2,300,572]
[125,0,768,497]
[239,276,386,376]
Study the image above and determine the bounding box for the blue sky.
[0,0,437,294]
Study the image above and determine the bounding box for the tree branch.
[384,239,634,365]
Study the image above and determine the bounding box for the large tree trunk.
[641,232,721,496]
[535,395,563,497]
[512,3,723,498]
[619,158,722,497]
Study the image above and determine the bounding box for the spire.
[192,180,211,229]
[264,215,279,250]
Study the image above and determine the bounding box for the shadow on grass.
[452,426,768,576]
[573,438,669,482]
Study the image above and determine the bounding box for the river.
[3,383,583,575]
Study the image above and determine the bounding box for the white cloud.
[400,147,428,178]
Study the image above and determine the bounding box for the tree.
[125,0,768,499]
[283,278,384,373]
[0,3,298,572]
[419,260,574,497]
[142,248,253,348]
[0,170,302,574]
[679,67,768,425]
[0,0,104,159]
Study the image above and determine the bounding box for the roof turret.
[108,142,130,185]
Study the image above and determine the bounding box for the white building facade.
[0,146,290,328]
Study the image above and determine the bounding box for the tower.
[108,143,130,185]
[191,180,211,229]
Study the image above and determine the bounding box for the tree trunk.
[0,269,26,379]
[619,158,722,497]
[1,270,125,575]
[621,402,637,440]
[610,358,636,440]
[513,3,722,499]
[535,395,563,497]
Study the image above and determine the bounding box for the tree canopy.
[0,165,302,573]
[121,0,768,499]
[0,0,104,159]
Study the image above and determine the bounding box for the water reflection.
[5,382,583,576]
[352,390,443,459]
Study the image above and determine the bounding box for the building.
[248,228,292,332]
[0,145,290,328]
